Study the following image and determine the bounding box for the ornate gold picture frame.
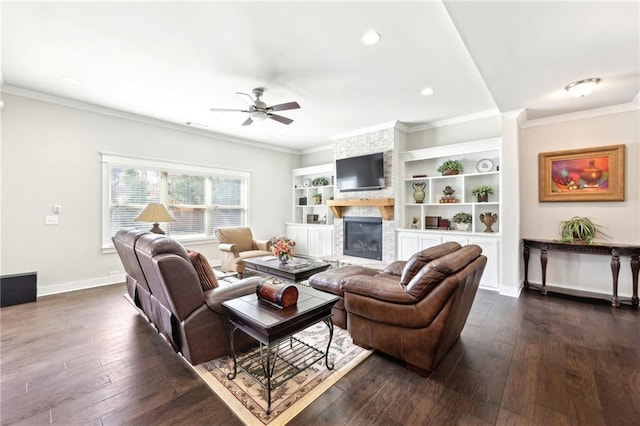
[539,144,625,202]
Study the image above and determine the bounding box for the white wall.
[519,108,640,296]
[1,93,298,295]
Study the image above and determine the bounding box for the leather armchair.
[215,227,272,276]
[308,242,463,329]
[134,233,260,365]
[343,244,486,377]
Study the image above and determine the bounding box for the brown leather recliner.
[343,244,486,377]
[308,242,463,329]
[134,233,260,365]
[215,227,272,276]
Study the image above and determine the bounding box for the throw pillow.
[187,250,219,291]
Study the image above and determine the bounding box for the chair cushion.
[187,250,219,290]
[400,242,462,285]
[405,245,482,299]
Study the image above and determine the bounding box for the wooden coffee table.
[243,256,330,283]
[222,285,339,414]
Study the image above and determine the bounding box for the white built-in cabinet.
[286,163,335,258]
[396,138,502,290]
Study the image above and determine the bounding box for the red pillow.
[187,250,219,291]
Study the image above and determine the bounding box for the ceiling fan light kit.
[210,87,300,126]
[565,77,601,98]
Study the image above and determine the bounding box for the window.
[102,154,249,249]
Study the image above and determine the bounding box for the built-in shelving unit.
[396,138,502,289]
[286,164,335,258]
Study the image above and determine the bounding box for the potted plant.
[559,216,607,244]
[312,192,323,205]
[312,177,329,186]
[471,185,494,202]
[452,212,472,231]
[437,160,464,176]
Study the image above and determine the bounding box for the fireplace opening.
[343,217,383,260]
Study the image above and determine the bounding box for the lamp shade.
[135,203,175,234]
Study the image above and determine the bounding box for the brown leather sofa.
[113,230,260,365]
[113,229,154,316]
[215,227,272,277]
[308,242,463,329]
[342,243,486,377]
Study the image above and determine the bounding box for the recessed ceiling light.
[421,87,435,96]
[60,75,82,85]
[361,30,381,45]
[565,78,601,98]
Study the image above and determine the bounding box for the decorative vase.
[477,193,488,202]
[479,212,498,232]
[412,182,426,203]
[442,169,459,176]
[278,253,291,265]
[580,159,602,188]
[455,222,469,231]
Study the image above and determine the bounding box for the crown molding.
[405,109,501,133]
[330,120,408,141]
[521,102,639,128]
[1,84,301,155]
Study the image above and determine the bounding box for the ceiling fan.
[209,87,300,126]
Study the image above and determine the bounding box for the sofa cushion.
[400,242,462,285]
[187,250,219,290]
[405,244,482,299]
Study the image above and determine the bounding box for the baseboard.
[38,274,126,297]
[499,283,522,298]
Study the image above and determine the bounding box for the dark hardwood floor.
[1,283,638,425]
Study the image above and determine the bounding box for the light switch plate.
[45,215,59,225]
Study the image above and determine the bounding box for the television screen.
[336,152,385,192]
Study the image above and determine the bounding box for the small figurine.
[410,217,420,229]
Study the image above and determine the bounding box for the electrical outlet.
[45,215,59,225]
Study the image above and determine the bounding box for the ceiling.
[2,1,638,151]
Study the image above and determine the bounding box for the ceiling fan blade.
[236,92,255,107]
[268,101,300,112]
[241,117,254,126]
[209,107,251,112]
[268,113,293,125]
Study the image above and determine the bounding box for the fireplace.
[343,217,383,260]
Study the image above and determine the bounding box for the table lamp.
[135,203,175,234]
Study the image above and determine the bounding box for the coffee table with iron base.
[222,285,339,414]
[243,256,331,283]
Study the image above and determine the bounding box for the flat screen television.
[336,152,385,192]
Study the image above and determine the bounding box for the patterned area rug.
[191,322,372,425]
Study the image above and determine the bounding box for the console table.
[522,239,639,308]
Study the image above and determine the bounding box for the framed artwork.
[538,144,625,202]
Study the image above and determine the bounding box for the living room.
[1,1,639,424]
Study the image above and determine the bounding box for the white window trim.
[101,152,251,250]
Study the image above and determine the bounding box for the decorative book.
[425,216,441,230]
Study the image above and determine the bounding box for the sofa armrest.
[383,260,406,276]
[254,239,272,251]
[204,276,261,314]
[342,275,415,304]
[218,243,240,256]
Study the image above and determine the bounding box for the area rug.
[191,322,372,425]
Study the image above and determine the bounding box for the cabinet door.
[307,227,333,258]
[418,234,443,251]
[441,235,469,246]
[397,232,419,260]
[285,225,308,256]
[468,236,499,289]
